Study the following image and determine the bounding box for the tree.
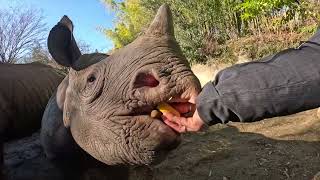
[102,0,245,62]
[102,0,153,49]
[77,40,92,54]
[237,0,300,21]
[25,39,92,72]
[25,38,92,71]
[0,7,46,63]
[29,42,51,64]
[101,0,308,64]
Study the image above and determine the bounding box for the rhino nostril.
[134,72,159,88]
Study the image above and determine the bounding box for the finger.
[161,113,181,126]
[163,119,186,133]
[162,112,190,126]
[162,114,187,133]
[182,117,203,132]
[178,117,197,132]
[189,93,198,104]
[185,125,198,132]
[161,112,176,122]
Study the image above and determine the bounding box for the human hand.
[161,105,205,133]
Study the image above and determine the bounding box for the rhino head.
[47,5,201,165]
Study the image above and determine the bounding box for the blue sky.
[0,0,116,52]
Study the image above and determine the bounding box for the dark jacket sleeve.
[196,30,320,125]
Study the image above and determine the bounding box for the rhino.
[40,4,201,168]
[0,62,65,172]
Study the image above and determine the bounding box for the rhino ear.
[48,15,81,67]
[146,4,174,37]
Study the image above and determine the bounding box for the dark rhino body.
[0,62,65,177]
[0,63,65,140]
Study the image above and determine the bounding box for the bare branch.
[0,7,46,63]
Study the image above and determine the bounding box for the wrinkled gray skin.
[40,5,201,166]
[0,62,65,174]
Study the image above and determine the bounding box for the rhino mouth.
[127,71,200,164]
[136,94,196,145]
[165,97,196,117]
[132,95,196,131]
[131,71,198,120]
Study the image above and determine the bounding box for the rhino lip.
[131,93,195,116]
[131,95,194,117]
[147,95,195,134]
[130,82,197,133]
[166,96,195,117]
[154,101,195,119]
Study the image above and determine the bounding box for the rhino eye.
[87,75,96,83]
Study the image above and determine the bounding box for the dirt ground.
[4,108,320,180]
[148,109,320,180]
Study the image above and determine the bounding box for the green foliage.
[140,0,244,63]
[102,0,152,49]
[298,24,317,34]
[237,0,299,20]
[102,0,320,64]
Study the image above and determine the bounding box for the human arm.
[163,30,320,132]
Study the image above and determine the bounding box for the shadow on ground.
[4,109,320,180]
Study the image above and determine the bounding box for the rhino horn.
[146,4,174,37]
